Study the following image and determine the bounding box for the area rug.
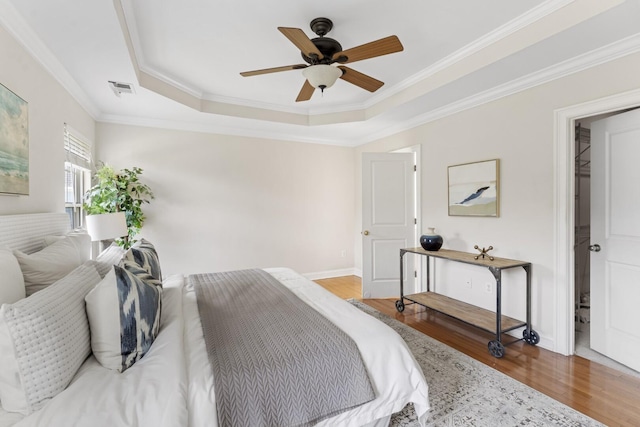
[349,300,604,427]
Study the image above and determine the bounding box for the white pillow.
[0,248,25,305]
[86,262,162,372]
[94,242,126,278]
[13,238,82,296]
[43,230,91,263]
[0,262,102,415]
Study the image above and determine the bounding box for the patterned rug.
[349,300,604,427]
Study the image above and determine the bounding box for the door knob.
[363,230,370,236]
[588,244,601,252]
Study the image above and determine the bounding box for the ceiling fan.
[240,17,404,102]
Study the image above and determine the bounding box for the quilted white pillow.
[13,237,82,296]
[86,262,162,372]
[43,229,91,263]
[0,262,102,415]
[0,248,25,305]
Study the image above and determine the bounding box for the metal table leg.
[488,267,505,357]
[396,250,406,312]
[522,264,539,345]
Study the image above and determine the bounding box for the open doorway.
[573,111,640,378]
[554,88,640,359]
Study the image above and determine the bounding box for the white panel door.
[591,108,640,371]
[362,153,416,298]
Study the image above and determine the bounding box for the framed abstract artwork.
[448,159,499,217]
[0,83,29,195]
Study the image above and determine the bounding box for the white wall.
[0,25,94,215]
[96,123,355,277]
[355,51,640,351]
[6,8,640,355]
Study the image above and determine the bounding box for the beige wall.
[0,26,95,215]
[5,11,640,354]
[355,51,640,351]
[96,123,356,277]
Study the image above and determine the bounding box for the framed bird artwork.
[448,159,500,217]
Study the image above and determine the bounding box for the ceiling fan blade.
[296,80,315,102]
[240,64,307,77]
[278,27,324,59]
[338,66,384,92]
[333,35,403,63]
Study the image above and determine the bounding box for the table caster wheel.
[488,340,505,358]
[523,329,540,345]
[395,300,405,312]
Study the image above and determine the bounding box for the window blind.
[64,124,92,170]
[64,124,92,229]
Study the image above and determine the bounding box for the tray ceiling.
[1,0,638,145]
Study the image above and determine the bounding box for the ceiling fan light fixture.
[302,65,342,93]
[241,19,403,102]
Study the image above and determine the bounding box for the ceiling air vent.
[108,81,135,97]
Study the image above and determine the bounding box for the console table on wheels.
[395,247,538,358]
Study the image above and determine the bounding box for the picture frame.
[0,83,29,196]
[448,159,499,217]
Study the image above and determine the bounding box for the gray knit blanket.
[190,269,375,427]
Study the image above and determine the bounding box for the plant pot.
[420,227,443,251]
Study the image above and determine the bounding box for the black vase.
[420,228,443,251]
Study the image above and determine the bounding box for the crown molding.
[0,0,100,118]
[302,0,576,116]
[5,0,631,147]
[306,0,575,116]
[356,32,640,145]
[202,93,313,116]
[116,0,203,99]
[137,64,204,100]
[361,0,577,109]
[116,0,621,126]
[98,32,640,147]
[116,0,579,119]
[97,113,351,146]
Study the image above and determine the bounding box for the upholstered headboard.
[0,213,70,254]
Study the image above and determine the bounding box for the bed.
[0,213,429,427]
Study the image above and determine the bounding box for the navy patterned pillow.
[124,239,162,282]
[85,262,162,372]
[117,263,162,370]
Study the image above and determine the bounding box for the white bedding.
[184,268,430,427]
[7,277,188,427]
[2,268,429,427]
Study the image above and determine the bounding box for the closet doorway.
[573,108,640,377]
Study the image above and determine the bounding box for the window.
[64,124,92,229]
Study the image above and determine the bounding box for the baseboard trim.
[505,328,553,353]
[303,268,359,281]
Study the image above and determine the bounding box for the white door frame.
[553,88,640,356]
[393,145,422,293]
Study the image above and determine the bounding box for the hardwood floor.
[314,275,640,426]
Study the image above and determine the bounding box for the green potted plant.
[84,164,154,248]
